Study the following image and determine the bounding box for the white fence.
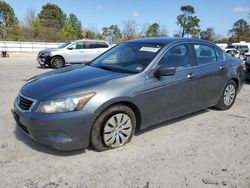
[0,41,62,52]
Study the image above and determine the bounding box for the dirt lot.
[0,53,250,188]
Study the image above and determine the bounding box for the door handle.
[187,73,195,79]
[220,65,225,70]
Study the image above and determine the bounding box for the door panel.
[145,69,198,126]
[192,44,226,108]
[144,44,198,127]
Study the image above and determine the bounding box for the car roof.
[126,37,215,46]
[69,39,109,43]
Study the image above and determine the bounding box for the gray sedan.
[12,38,245,151]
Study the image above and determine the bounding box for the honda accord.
[12,38,245,151]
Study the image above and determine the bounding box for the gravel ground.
[0,53,250,188]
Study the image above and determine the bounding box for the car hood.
[40,48,61,53]
[21,65,127,100]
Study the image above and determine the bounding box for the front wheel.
[215,80,237,110]
[50,56,65,69]
[90,105,136,151]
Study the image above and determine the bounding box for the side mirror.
[154,66,176,77]
[67,47,73,50]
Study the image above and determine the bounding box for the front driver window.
[158,44,191,70]
[68,41,85,49]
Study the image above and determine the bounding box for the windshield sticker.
[140,47,160,53]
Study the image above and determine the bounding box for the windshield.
[58,42,71,49]
[90,42,164,74]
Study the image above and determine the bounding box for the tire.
[214,80,237,110]
[90,105,136,151]
[50,56,65,69]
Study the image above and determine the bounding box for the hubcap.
[103,113,132,148]
[223,84,236,106]
[53,58,63,68]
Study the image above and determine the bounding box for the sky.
[4,0,250,37]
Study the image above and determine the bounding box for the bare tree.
[159,24,168,37]
[122,19,138,40]
[24,8,36,28]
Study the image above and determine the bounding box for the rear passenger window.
[87,42,109,49]
[214,47,225,61]
[193,44,217,65]
[88,42,97,49]
[96,42,109,48]
[158,44,191,70]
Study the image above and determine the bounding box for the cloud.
[96,4,103,11]
[233,6,249,12]
[133,12,140,17]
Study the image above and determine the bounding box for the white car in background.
[37,39,111,68]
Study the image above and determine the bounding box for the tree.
[229,19,250,42]
[200,27,216,41]
[38,3,66,30]
[0,1,18,27]
[102,25,122,43]
[68,13,82,38]
[60,21,77,41]
[122,20,137,40]
[0,1,19,39]
[146,23,160,37]
[176,5,200,37]
[82,28,96,39]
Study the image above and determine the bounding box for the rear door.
[83,42,110,62]
[192,43,226,108]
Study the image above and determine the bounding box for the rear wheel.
[50,56,65,69]
[215,80,237,110]
[90,105,136,151]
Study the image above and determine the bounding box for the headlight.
[37,93,95,113]
[43,51,50,56]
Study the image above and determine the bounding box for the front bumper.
[37,55,51,66]
[12,99,95,151]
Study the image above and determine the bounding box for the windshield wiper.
[96,65,116,72]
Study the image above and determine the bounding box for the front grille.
[18,95,34,111]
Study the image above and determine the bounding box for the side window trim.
[156,43,193,72]
[192,43,217,66]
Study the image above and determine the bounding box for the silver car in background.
[37,39,111,68]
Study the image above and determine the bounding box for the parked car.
[245,53,250,80]
[37,39,111,69]
[234,45,249,54]
[12,38,245,151]
[223,45,238,57]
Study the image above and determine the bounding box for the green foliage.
[60,21,77,41]
[0,0,18,27]
[146,23,160,37]
[229,19,250,42]
[82,29,96,39]
[177,5,200,37]
[102,25,122,42]
[68,13,82,38]
[0,0,19,39]
[200,27,216,42]
[38,3,66,30]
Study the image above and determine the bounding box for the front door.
[145,44,198,127]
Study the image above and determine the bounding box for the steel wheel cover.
[103,113,132,148]
[223,84,236,106]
